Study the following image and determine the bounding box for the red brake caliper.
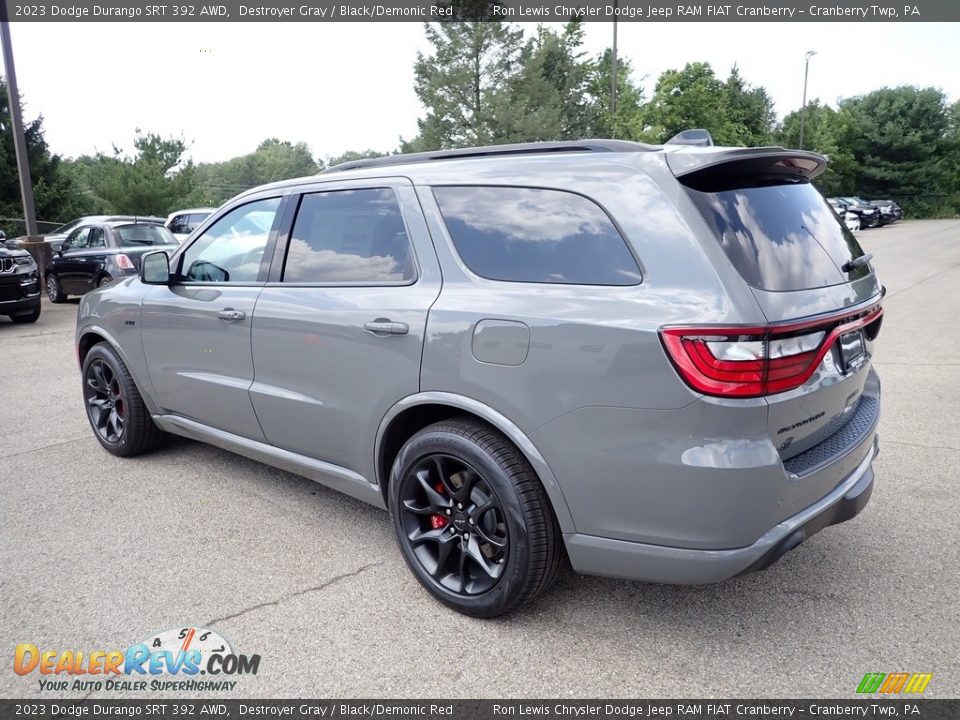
[430,483,448,529]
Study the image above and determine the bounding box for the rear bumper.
[564,434,878,584]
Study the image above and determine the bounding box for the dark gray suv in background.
[75,140,883,617]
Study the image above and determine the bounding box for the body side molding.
[153,414,386,508]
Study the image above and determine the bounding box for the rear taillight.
[116,254,135,270]
[660,305,883,398]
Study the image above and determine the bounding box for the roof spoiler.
[666,147,828,187]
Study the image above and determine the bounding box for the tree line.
[2,19,959,234]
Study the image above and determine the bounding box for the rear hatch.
[664,148,883,464]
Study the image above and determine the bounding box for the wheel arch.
[76,324,162,416]
[375,392,576,533]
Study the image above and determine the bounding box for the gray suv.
[75,140,883,617]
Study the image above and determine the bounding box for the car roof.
[103,220,171,228]
[167,208,217,218]
[229,140,825,202]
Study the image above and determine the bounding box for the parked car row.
[827,196,903,231]
[1,207,218,323]
[44,220,179,303]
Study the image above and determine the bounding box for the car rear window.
[433,186,641,286]
[115,224,176,247]
[685,181,870,291]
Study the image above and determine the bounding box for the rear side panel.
[415,157,765,433]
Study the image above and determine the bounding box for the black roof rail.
[321,139,659,174]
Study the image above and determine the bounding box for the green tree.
[194,139,319,205]
[72,130,196,216]
[403,21,525,150]
[722,66,776,146]
[644,62,732,144]
[841,86,953,214]
[517,21,594,139]
[778,101,858,196]
[583,48,647,140]
[0,78,91,235]
[325,149,388,168]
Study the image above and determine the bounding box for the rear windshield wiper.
[842,253,873,273]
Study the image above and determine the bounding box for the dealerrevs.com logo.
[14,626,260,692]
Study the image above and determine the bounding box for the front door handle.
[363,319,409,336]
[217,308,246,323]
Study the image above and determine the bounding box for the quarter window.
[282,189,415,284]
[180,198,280,283]
[433,186,641,286]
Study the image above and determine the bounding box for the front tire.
[82,343,165,457]
[46,274,66,303]
[389,418,563,617]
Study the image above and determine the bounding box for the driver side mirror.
[141,250,171,285]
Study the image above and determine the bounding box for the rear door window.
[433,186,641,286]
[88,227,106,248]
[685,181,869,291]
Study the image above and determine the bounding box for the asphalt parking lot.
[1,219,958,699]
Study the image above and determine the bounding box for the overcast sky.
[8,22,959,164]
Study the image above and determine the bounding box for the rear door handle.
[363,319,409,336]
[217,308,246,323]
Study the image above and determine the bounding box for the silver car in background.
[164,207,217,243]
[75,140,883,617]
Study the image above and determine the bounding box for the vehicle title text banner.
[4,0,960,22]
[2,700,960,719]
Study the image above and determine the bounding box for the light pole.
[798,50,817,150]
[610,1,618,138]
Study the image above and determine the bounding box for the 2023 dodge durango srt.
[75,140,883,617]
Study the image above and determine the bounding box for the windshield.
[115,225,176,247]
[686,181,870,291]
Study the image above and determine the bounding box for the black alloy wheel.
[84,358,126,444]
[46,274,65,303]
[390,418,563,617]
[398,453,509,596]
[80,343,165,457]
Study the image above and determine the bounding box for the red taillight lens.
[660,305,883,398]
[116,254,134,270]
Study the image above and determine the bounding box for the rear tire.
[97,274,113,288]
[389,418,563,617]
[82,343,165,457]
[9,305,41,324]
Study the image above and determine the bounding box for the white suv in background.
[165,207,217,243]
